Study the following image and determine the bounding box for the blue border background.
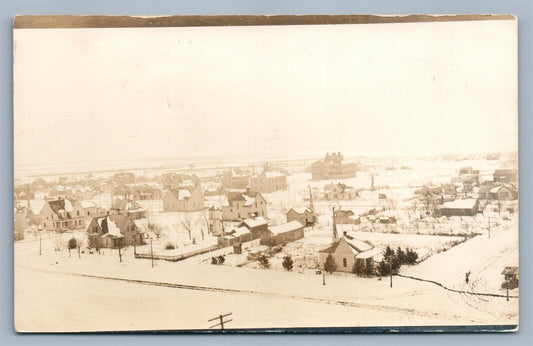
[1,1,531,345]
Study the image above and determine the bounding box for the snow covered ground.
[15,216,518,331]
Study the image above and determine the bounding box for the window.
[343,258,347,267]
[87,211,90,216]
[77,211,80,216]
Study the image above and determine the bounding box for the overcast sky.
[14,19,517,172]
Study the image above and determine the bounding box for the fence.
[135,244,221,262]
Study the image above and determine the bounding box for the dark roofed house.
[39,197,85,232]
[86,214,144,249]
[286,207,317,227]
[221,190,267,221]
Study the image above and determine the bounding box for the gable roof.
[319,234,374,254]
[47,199,74,220]
[239,217,268,229]
[224,191,263,207]
[267,220,303,236]
[441,198,478,209]
[288,207,313,215]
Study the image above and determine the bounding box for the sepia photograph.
[13,15,518,333]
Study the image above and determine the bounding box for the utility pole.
[390,260,393,288]
[39,231,42,256]
[150,238,154,268]
[332,207,337,241]
[506,281,509,301]
[208,312,233,330]
[488,217,491,239]
[323,271,326,285]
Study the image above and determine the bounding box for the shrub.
[258,254,271,269]
[68,238,77,249]
[165,242,175,250]
[217,255,225,264]
[352,260,365,276]
[282,255,294,271]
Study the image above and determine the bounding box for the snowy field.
[14,214,519,331]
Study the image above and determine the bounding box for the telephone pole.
[208,312,233,330]
[150,239,154,268]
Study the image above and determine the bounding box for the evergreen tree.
[352,260,365,276]
[324,253,337,274]
[282,255,294,271]
[258,254,271,269]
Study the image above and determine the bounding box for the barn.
[260,220,304,246]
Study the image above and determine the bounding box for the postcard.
[13,15,518,332]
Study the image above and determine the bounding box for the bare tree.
[146,221,164,240]
[180,214,199,241]
[75,236,85,258]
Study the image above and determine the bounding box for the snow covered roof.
[441,199,478,209]
[243,194,256,207]
[240,217,268,228]
[102,217,124,238]
[319,233,374,255]
[80,200,97,209]
[268,220,304,235]
[344,234,374,252]
[355,247,381,259]
[228,226,251,238]
[289,207,313,215]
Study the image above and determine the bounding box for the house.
[490,184,518,201]
[162,185,204,212]
[318,232,380,273]
[238,216,269,239]
[111,197,147,219]
[114,183,163,200]
[217,226,252,247]
[220,168,251,189]
[39,197,85,231]
[435,198,479,217]
[309,152,357,180]
[249,171,287,193]
[334,209,360,225]
[73,200,100,219]
[286,207,317,227]
[221,190,268,221]
[203,182,225,196]
[260,220,304,246]
[86,214,144,249]
[323,183,358,200]
[493,168,518,183]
